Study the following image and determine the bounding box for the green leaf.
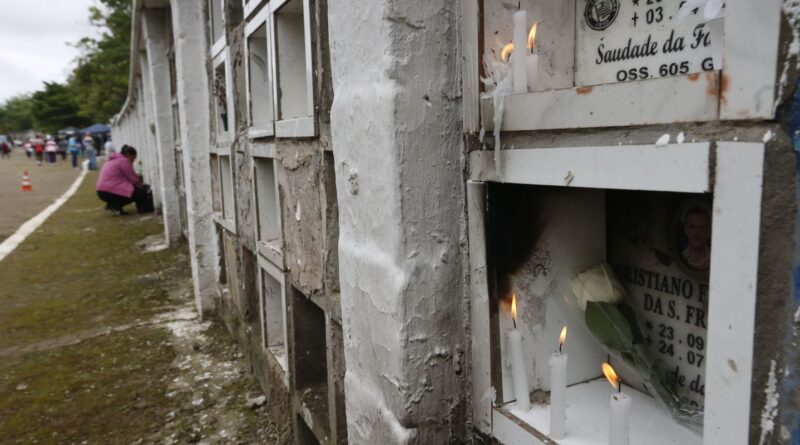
[585,302,634,352]
[617,304,644,344]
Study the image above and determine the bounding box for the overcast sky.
[0,0,102,103]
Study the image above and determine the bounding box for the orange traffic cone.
[21,170,32,191]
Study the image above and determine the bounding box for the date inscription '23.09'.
[576,0,723,87]
[608,192,711,410]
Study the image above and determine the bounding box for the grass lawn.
[0,153,81,241]
[0,175,279,444]
[0,171,186,350]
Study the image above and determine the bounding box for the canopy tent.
[58,126,80,136]
[81,123,111,135]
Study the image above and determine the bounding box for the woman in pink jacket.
[96,145,150,215]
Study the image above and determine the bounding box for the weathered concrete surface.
[329,0,468,442]
[277,139,325,295]
[143,8,183,244]
[170,0,219,315]
[139,51,163,212]
[227,17,259,255]
[217,241,294,445]
[322,151,340,296]
[212,0,346,442]
[746,134,798,445]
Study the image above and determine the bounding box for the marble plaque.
[575,0,723,87]
[608,190,709,410]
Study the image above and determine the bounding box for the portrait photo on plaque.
[671,200,712,277]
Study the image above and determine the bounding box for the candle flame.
[511,293,518,320]
[602,362,620,390]
[501,43,514,62]
[527,22,539,51]
[559,326,567,348]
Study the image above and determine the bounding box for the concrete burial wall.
[110,0,800,443]
[327,0,469,442]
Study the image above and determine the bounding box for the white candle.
[603,362,631,445]
[507,329,530,411]
[548,351,567,439]
[512,10,528,94]
[526,54,539,92]
[526,22,539,92]
[609,391,632,445]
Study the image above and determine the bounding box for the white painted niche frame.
[461,0,783,133]
[242,0,263,20]
[245,2,276,139]
[210,148,237,233]
[269,0,317,138]
[208,0,227,60]
[211,48,236,147]
[258,253,290,387]
[468,142,764,445]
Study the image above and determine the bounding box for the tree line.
[0,0,131,136]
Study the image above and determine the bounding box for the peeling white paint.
[329,0,466,441]
[762,130,775,143]
[775,1,800,113]
[112,0,219,316]
[758,360,780,445]
[482,386,497,404]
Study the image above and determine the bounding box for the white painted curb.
[0,161,90,263]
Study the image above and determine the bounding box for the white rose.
[570,264,626,311]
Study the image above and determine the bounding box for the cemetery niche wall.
[475,0,780,132]
[467,141,765,445]
[464,0,787,440]
[482,183,708,445]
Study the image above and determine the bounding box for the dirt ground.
[0,176,283,444]
[0,151,82,241]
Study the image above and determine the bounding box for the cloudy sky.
[0,0,101,103]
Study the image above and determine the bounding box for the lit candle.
[512,9,528,94]
[603,362,631,445]
[526,22,539,92]
[548,326,567,439]
[501,43,514,65]
[508,294,530,411]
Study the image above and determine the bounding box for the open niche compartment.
[258,255,289,380]
[468,143,764,444]
[218,154,235,227]
[253,155,282,266]
[207,0,225,50]
[212,49,235,145]
[290,286,331,443]
[271,0,315,137]
[245,7,275,138]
